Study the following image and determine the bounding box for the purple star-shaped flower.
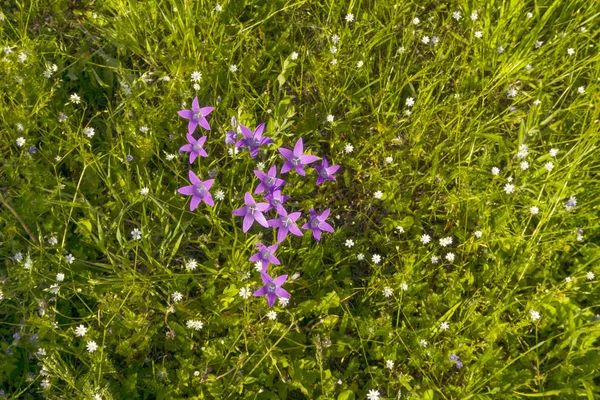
[249,242,280,272]
[264,190,290,212]
[177,171,215,210]
[180,133,208,164]
[279,138,320,176]
[253,272,290,308]
[254,166,286,194]
[313,158,340,185]
[235,123,273,158]
[177,97,214,134]
[268,205,303,243]
[302,208,334,241]
[232,192,269,232]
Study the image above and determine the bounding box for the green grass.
[1,0,599,399]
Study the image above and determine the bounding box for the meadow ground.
[1,0,599,399]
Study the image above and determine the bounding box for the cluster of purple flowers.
[449,354,464,369]
[176,98,339,308]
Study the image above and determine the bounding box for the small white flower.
[504,183,515,194]
[326,114,335,123]
[254,261,263,272]
[440,321,450,331]
[367,389,380,400]
[474,230,483,238]
[186,319,203,330]
[526,12,533,18]
[172,292,183,302]
[357,253,365,261]
[215,4,223,12]
[193,83,201,90]
[382,287,393,298]
[239,287,251,299]
[385,156,393,164]
[345,13,354,22]
[70,93,81,104]
[191,71,202,82]
[215,190,225,201]
[396,226,404,233]
[256,162,266,171]
[419,339,428,347]
[131,228,142,240]
[345,239,355,248]
[497,46,505,54]
[470,12,478,21]
[529,309,540,321]
[266,311,277,320]
[331,34,340,43]
[520,161,529,171]
[439,237,453,247]
[24,256,33,270]
[386,360,394,369]
[185,259,198,271]
[356,60,364,68]
[526,64,533,71]
[140,187,150,196]
[445,252,455,262]
[576,234,584,242]
[452,11,462,21]
[421,234,431,245]
[37,347,47,357]
[432,36,440,45]
[397,46,406,54]
[14,252,23,262]
[229,64,237,73]
[83,127,95,138]
[412,17,420,25]
[587,271,595,280]
[279,297,289,307]
[374,191,383,199]
[330,58,337,65]
[16,137,25,147]
[422,36,430,44]
[291,52,299,60]
[93,395,102,400]
[162,75,171,82]
[329,46,338,54]
[228,147,239,156]
[166,153,176,161]
[533,99,541,105]
[47,235,57,245]
[577,86,585,94]
[400,282,408,291]
[565,277,572,283]
[474,31,483,39]
[431,256,439,264]
[405,97,415,107]
[56,273,65,282]
[65,254,75,264]
[405,109,412,116]
[75,325,88,337]
[491,167,500,175]
[372,254,382,264]
[549,148,558,157]
[530,206,539,215]
[507,88,518,98]
[535,40,544,49]
[567,48,575,56]
[41,379,51,389]
[544,162,554,171]
[86,340,98,353]
[18,52,27,62]
[139,126,149,133]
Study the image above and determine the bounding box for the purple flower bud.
[28,146,37,154]
[449,354,459,361]
[126,154,133,162]
[455,361,464,369]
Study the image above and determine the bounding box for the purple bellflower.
[249,242,280,272]
[313,158,340,185]
[180,133,208,164]
[177,97,214,134]
[225,130,238,145]
[264,190,290,212]
[268,205,303,243]
[302,208,334,241]
[177,171,215,210]
[232,192,269,232]
[279,138,320,176]
[253,271,290,308]
[254,166,286,194]
[235,123,273,158]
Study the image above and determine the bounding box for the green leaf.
[337,390,355,400]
